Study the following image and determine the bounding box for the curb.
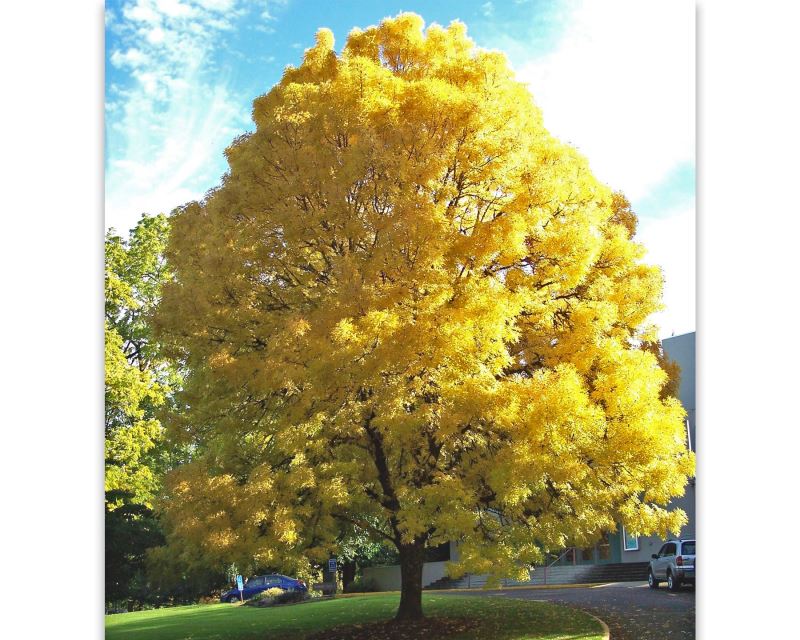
[582,611,611,640]
[433,582,609,593]
[337,582,610,597]
[434,586,612,639]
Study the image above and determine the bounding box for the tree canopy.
[105,214,180,606]
[154,14,694,620]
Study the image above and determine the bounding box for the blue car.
[221,574,308,602]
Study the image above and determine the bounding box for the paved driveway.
[444,581,694,640]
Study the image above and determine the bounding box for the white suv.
[648,539,695,591]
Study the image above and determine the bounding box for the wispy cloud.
[105,0,288,234]
[482,2,494,18]
[105,0,244,233]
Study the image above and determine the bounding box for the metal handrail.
[542,547,574,585]
[461,547,576,588]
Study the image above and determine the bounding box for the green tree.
[336,522,400,590]
[105,213,179,606]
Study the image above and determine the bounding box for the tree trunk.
[342,560,356,591]
[395,540,426,620]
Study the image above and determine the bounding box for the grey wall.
[362,542,459,592]
[622,332,696,562]
[663,331,696,453]
[663,331,695,414]
[362,560,449,591]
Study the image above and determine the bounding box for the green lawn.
[105,593,605,640]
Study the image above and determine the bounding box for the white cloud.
[482,2,495,18]
[514,0,695,202]
[153,0,195,20]
[146,26,166,44]
[196,0,237,10]
[106,0,293,233]
[106,0,250,233]
[637,206,695,339]
[259,0,288,24]
[501,0,695,337]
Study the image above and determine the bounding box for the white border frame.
[622,526,639,551]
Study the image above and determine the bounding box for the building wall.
[362,541,459,591]
[363,560,449,591]
[621,331,696,562]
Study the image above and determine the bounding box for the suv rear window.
[681,541,695,555]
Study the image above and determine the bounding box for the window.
[662,543,677,557]
[622,526,639,551]
[598,539,611,560]
[681,541,696,555]
[580,547,594,562]
[425,542,451,562]
[247,577,264,587]
[657,544,669,556]
[686,418,693,452]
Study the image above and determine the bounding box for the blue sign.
[328,558,337,572]
[236,575,244,591]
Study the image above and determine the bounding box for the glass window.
[247,577,264,587]
[663,543,677,556]
[622,527,638,551]
[580,547,594,562]
[425,542,451,562]
[681,541,696,555]
[657,544,669,556]
[686,418,693,452]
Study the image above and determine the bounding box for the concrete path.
[443,581,695,640]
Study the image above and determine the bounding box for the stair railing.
[542,548,574,586]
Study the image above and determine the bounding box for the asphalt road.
[444,581,695,640]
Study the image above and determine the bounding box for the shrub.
[245,587,283,604]
[344,577,380,593]
[244,587,309,607]
[198,593,223,605]
[272,589,308,605]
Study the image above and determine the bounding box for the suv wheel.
[667,571,680,591]
[648,570,659,589]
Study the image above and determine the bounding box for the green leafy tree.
[336,522,400,589]
[105,213,180,606]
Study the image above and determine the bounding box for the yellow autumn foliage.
[154,13,693,587]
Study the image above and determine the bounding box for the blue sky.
[105,0,694,337]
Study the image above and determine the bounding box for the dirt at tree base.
[304,616,480,640]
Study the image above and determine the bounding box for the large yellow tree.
[155,14,693,620]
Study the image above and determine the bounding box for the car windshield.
[681,541,696,555]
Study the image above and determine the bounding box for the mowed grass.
[105,593,604,640]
